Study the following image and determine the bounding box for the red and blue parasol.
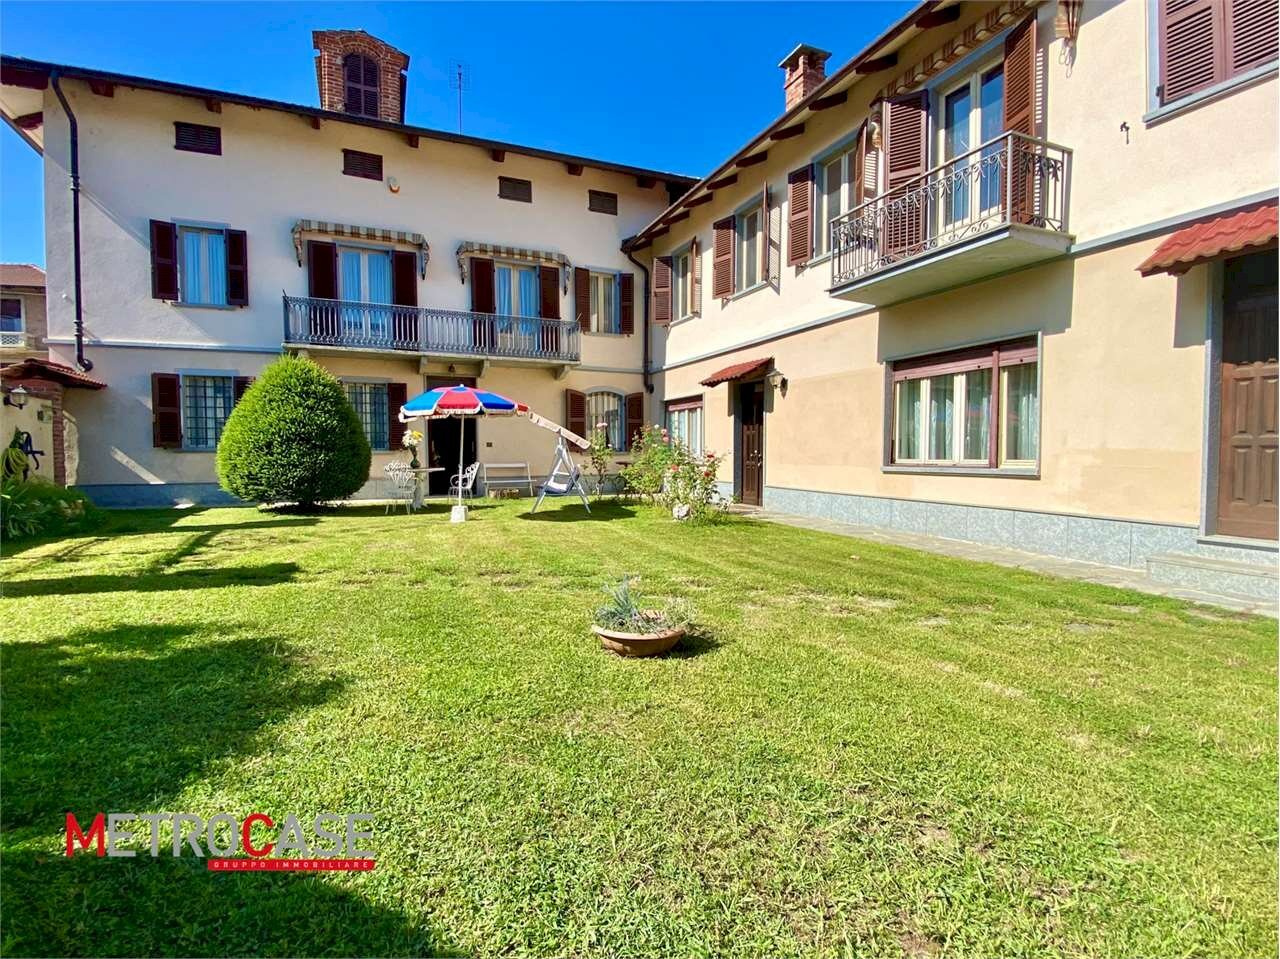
[398,384,529,420]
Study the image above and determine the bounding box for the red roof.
[1,358,105,389]
[1138,200,1278,276]
[0,263,45,288]
[700,356,773,387]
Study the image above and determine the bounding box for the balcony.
[829,132,1073,306]
[282,295,580,366]
[0,331,31,352]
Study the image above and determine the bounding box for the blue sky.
[0,1,913,265]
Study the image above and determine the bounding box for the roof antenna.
[448,60,469,134]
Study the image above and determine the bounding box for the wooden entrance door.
[1216,252,1278,540]
[737,382,765,507]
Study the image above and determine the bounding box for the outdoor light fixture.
[3,385,29,410]
[765,370,787,391]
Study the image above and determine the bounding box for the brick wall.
[783,53,829,111]
[312,30,410,123]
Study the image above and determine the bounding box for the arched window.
[343,53,380,118]
[586,391,624,450]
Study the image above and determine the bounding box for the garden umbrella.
[397,385,530,517]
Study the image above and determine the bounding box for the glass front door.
[940,65,1004,230]
[339,247,392,341]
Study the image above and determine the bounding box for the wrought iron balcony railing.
[282,295,580,363]
[830,131,1072,289]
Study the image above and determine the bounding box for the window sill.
[882,464,1040,479]
[805,251,833,269]
[176,447,217,454]
[584,330,627,337]
[177,301,238,311]
[728,281,769,303]
[1143,62,1277,126]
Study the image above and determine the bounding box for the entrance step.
[1147,551,1279,601]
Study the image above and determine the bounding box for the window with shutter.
[226,230,248,306]
[587,190,618,215]
[343,53,380,119]
[565,388,587,440]
[712,217,735,299]
[1227,0,1279,74]
[619,273,635,335]
[174,122,222,155]
[470,258,496,313]
[149,220,179,301]
[1159,0,1276,105]
[624,392,644,451]
[233,376,255,403]
[788,165,815,265]
[342,149,383,181]
[653,256,673,326]
[387,382,408,451]
[498,177,533,202]
[151,372,182,448]
[882,92,929,258]
[539,265,560,320]
[690,238,702,315]
[574,267,591,332]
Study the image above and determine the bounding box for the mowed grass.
[1,500,1275,958]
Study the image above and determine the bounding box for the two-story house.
[0,30,692,503]
[626,0,1277,598]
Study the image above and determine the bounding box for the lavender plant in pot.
[592,576,691,657]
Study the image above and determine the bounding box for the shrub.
[216,357,371,508]
[584,424,614,497]
[662,445,728,523]
[620,425,676,503]
[1,477,100,541]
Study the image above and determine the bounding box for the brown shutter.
[392,251,418,306]
[1004,14,1039,225]
[712,217,735,298]
[539,265,560,319]
[690,238,702,316]
[882,92,929,257]
[470,257,496,312]
[565,388,586,439]
[852,122,867,206]
[619,273,635,335]
[233,376,254,403]
[149,220,179,300]
[387,382,408,452]
[787,165,814,266]
[653,256,673,326]
[1227,0,1278,75]
[574,267,591,332]
[761,184,770,283]
[624,392,644,452]
[307,241,338,298]
[151,372,182,448]
[1159,0,1223,103]
[225,229,248,306]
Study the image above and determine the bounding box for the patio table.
[407,467,444,510]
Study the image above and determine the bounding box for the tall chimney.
[313,30,410,123]
[778,44,832,111]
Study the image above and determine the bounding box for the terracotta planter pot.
[592,620,685,657]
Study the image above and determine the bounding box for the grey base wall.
[758,484,1264,571]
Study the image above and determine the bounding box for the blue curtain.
[366,253,392,339]
[495,267,513,314]
[340,251,363,335]
[206,232,227,306]
[183,230,204,304]
[517,267,539,339]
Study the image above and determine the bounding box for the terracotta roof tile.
[1138,200,1278,276]
[700,357,773,387]
[0,263,46,288]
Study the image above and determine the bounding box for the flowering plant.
[402,429,423,468]
[620,424,676,503]
[662,446,727,522]
[585,422,614,497]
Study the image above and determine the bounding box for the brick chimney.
[778,44,832,111]
[313,30,410,123]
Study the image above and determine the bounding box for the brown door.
[1216,252,1278,540]
[737,382,765,507]
[425,376,478,495]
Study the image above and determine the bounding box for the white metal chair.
[383,461,416,514]
[449,461,480,499]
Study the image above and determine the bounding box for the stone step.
[1147,551,1279,602]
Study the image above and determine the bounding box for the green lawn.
[1,500,1275,958]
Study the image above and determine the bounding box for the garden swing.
[531,435,591,513]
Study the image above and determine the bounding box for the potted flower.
[402,429,423,469]
[592,576,691,657]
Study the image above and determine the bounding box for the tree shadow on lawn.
[3,563,300,599]
[0,624,462,956]
[516,500,637,522]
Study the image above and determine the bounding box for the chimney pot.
[778,43,832,111]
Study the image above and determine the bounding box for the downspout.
[50,71,91,372]
[624,246,652,394]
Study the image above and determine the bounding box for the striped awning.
[292,220,429,276]
[455,241,571,292]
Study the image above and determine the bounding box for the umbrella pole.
[451,415,468,523]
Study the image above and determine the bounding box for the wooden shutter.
[151,372,182,448]
[1227,0,1277,76]
[174,122,222,155]
[1159,0,1223,103]
[565,389,586,439]
[149,219,179,300]
[619,273,635,335]
[470,258,496,312]
[392,251,418,306]
[787,166,814,266]
[342,149,383,180]
[882,92,929,258]
[574,267,591,332]
[233,376,254,403]
[852,122,868,206]
[624,392,644,451]
[1003,14,1039,225]
[307,241,338,298]
[539,265,560,319]
[653,256,673,326]
[712,217,735,298]
[690,238,702,316]
[761,185,771,282]
[387,382,408,452]
[225,229,248,306]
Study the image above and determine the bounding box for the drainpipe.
[50,71,91,372]
[625,246,652,394]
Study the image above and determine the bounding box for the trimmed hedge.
[216,357,370,507]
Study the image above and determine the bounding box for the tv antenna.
[448,60,469,133]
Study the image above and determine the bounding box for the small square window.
[174,122,222,155]
[498,176,533,203]
[587,190,618,215]
[342,149,383,181]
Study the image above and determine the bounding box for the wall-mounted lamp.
[765,370,787,396]
[3,385,29,411]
